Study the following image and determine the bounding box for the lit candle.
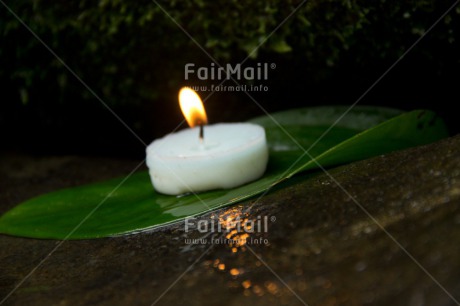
[146,87,269,195]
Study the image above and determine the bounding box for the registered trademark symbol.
[270,216,276,222]
[270,63,276,69]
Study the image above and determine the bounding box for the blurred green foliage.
[1,0,458,107]
[1,0,459,156]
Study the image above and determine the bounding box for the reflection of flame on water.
[206,206,285,298]
[216,206,251,250]
[206,207,254,292]
[242,280,252,289]
[229,268,240,276]
[200,208,308,300]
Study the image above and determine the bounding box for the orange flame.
[179,87,208,128]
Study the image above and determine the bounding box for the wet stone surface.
[1,135,460,305]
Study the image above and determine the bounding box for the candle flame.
[179,87,208,128]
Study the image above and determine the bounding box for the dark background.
[1,0,459,159]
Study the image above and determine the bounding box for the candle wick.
[199,124,204,143]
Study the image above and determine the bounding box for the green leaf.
[0,107,448,239]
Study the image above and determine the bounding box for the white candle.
[145,88,269,195]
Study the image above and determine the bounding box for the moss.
[0,0,458,109]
